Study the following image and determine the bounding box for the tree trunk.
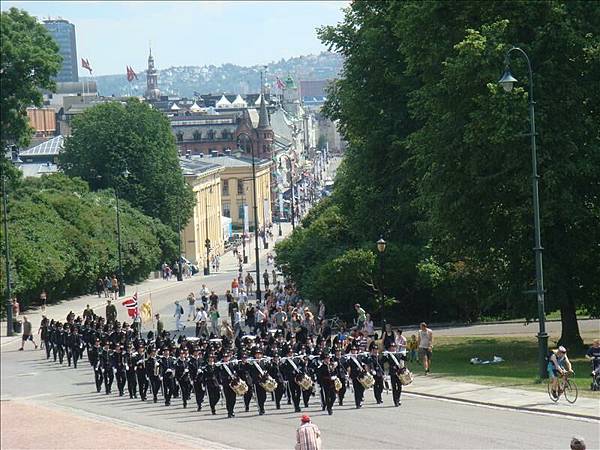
[558,296,583,349]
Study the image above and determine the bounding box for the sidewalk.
[404,375,599,420]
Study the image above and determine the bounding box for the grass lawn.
[405,336,600,399]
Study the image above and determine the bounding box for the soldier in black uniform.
[112,345,127,396]
[282,348,302,412]
[384,342,405,406]
[347,346,366,408]
[175,348,192,408]
[218,352,237,418]
[203,354,221,415]
[189,347,205,411]
[146,347,161,403]
[236,353,254,412]
[333,348,348,405]
[367,344,385,404]
[268,354,286,409]
[301,354,317,408]
[40,317,52,359]
[135,344,148,401]
[89,339,103,393]
[160,347,176,406]
[123,344,136,398]
[249,349,268,415]
[64,325,73,366]
[69,326,83,369]
[317,353,336,415]
[100,342,114,394]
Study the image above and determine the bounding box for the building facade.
[43,19,78,82]
[179,159,225,269]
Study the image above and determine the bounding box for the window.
[238,204,245,220]
[223,202,231,218]
[176,131,184,142]
[237,179,244,195]
[193,130,201,141]
[222,180,229,196]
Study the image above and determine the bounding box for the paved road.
[1,345,597,450]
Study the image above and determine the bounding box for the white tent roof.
[190,102,202,112]
[232,94,247,108]
[216,94,232,108]
[254,94,263,106]
[170,102,181,111]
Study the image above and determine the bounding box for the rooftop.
[20,135,64,156]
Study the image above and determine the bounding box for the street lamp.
[377,237,386,327]
[204,191,211,276]
[115,167,129,297]
[498,46,548,379]
[2,145,21,336]
[237,132,262,301]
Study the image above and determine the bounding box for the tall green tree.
[1,8,61,148]
[59,99,194,229]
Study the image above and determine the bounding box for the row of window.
[222,202,246,220]
[222,179,246,196]
[176,129,234,142]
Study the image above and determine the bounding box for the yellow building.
[179,158,225,269]
[211,155,272,231]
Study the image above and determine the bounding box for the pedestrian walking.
[186,292,196,321]
[40,289,47,312]
[12,298,20,318]
[417,322,433,374]
[103,276,111,298]
[111,274,119,300]
[174,301,185,332]
[263,269,270,290]
[19,317,38,351]
[209,305,220,335]
[95,278,104,298]
[295,415,322,450]
[354,303,366,330]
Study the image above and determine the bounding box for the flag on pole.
[140,298,152,323]
[81,58,92,74]
[122,292,138,310]
[276,76,285,90]
[126,66,138,82]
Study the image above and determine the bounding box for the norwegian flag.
[81,58,92,74]
[126,66,138,82]
[122,292,138,309]
[275,76,285,90]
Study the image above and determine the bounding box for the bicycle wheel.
[547,381,559,402]
[563,380,578,404]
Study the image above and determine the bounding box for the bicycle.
[547,371,578,404]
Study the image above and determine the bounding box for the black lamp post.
[114,167,129,298]
[377,237,386,327]
[498,46,548,379]
[237,133,262,301]
[2,146,21,336]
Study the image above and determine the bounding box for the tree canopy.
[0,7,61,148]
[0,174,177,310]
[59,98,194,229]
[277,1,599,346]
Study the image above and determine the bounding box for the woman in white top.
[395,329,407,353]
[363,313,375,337]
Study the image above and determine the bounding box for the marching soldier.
[203,354,221,415]
[249,349,268,415]
[267,354,286,409]
[89,339,103,393]
[40,317,52,359]
[112,345,127,396]
[367,344,385,404]
[317,353,336,415]
[68,326,83,369]
[282,348,302,412]
[384,342,406,406]
[347,345,366,408]
[333,348,348,406]
[189,347,205,411]
[218,351,238,418]
[175,348,192,408]
[146,347,161,403]
[160,347,176,406]
[125,343,138,399]
[237,353,254,412]
[100,342,114,395]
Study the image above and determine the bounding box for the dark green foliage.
[0,174,177,310]
[1,8,61,148]
[60,98,194,230]
[278,1,599,344]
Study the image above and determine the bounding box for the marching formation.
[38,314,414,418]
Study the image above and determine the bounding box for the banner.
[279,192,284,219]
[243,204,249,235]
[140,298,152,323]
[263,198,270,227]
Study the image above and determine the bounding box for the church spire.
[257,70,271,129]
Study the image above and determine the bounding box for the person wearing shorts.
[417,322,433,374]
[19,317,38,351]
[547,346,572,396]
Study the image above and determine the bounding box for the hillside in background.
[87,52,343,98]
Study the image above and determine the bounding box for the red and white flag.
[126,66,138,82]
[81,58,92,74]
[122,292,138,309]
[276,76,285,90]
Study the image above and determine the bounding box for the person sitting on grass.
[547,345,573,397]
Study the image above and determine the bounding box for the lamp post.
[114,167,129,298]
[204,191,211,276]
[2,146,21,336]
[237,133,262,301]
[498,46,548,379]
[377,237,386,327]
[279,155,296,230]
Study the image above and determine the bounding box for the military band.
[38,315,413,418]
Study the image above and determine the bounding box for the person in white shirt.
[194,307,208,338]
[295,415,321,450]
[199,284,210,310]
[417,322,433,374]
[174,301,185,332]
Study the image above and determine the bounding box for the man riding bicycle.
[585,339,600,390]
[547,346,573,397]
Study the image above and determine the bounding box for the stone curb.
[403,389,599,421]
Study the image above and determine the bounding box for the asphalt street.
[1,339,598,450]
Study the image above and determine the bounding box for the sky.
[2,1,349,76]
